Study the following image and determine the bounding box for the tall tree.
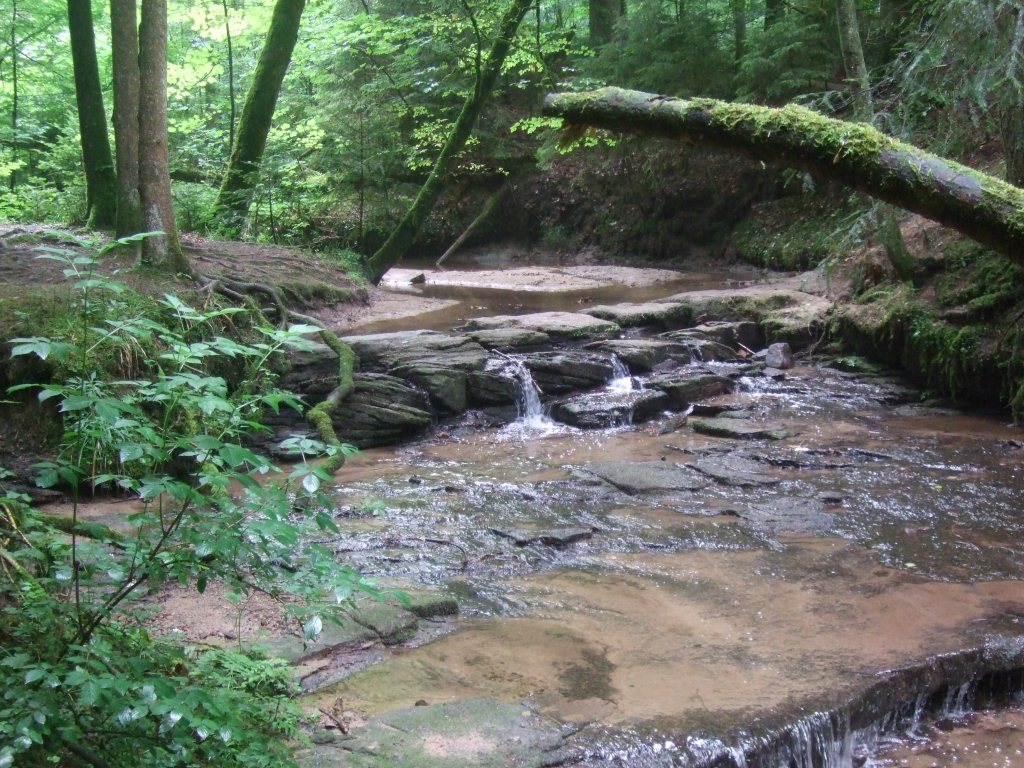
[731,0,747,70]
[137,0,188,271]
[67,0,117,227]
[365,0,534,283]
[589,0,619,45]
[8,0,18,192]
[215,0,306,231]
[764,0,782,29]
[109,0,142,239]
[835,0,871,121]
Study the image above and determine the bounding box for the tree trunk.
[214,0,306,232]
[764,0,782,29]
[9,0,18,192]
[542,87,1024,267]
[835,0,871,122]
[67,0,117,227]
[1000,104,1024,188]
[589,0,620,45]
[109,0,142,239]
[364,0,533,284]
[435,184,508,268]
[878,0,912,62]
[1000,8,1024,187]
[731,0,747,70]
[138,0,187,272]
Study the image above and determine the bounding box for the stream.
[173,261,1024,766]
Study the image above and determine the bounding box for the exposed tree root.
[195,273,357,475]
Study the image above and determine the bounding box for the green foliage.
[0,240,369,766]
[732,195,860,270]
[935,239,1024,318]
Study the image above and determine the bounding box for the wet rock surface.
[551,389,670,429]
[154,269,1024,768]
[460,311,620,340]
[583,460,708,494]
[690,416,793,440]
[304,698,570,768]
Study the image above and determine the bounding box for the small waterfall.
[607,354,637,393]
[506,359,553,428]
[940,681,973,717]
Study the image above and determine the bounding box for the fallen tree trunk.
[542,87,1024,268]
[435,184,508,268]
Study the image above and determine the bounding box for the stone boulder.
[764,342,793,370]
[516,350,615,394]
[390,362,468,413]
[466,370,519,406]
[551,389,670,429]
[279,341,341,399]
[648,372,735,408]
[332,373,433,447]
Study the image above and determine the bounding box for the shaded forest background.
[4,0,1023,270]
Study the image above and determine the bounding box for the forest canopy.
[1,0,1022,272]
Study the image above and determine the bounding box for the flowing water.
[292,261,1024,764]
[186,261,1024,765]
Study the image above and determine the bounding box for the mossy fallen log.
[542,87,1024,268]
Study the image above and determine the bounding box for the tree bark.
[878,0,912,62]
[731,0,746,69]
[109,0,142,239]
[138,0,188,272]
[364,0,533,284]
[67,0,117,227]
[835,0,871,122]
[542,87,1024,267]
[435,184,508,268]
[214,0,306,232]
[589,0,620,45]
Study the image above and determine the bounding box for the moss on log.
[542,87,1024,268]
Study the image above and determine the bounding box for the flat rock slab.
[348,599,420,646]
[382,265,683,292]
[551,389,670,429]
[517,350,615,394]
[744,497,836,535]
[688,454,781,487]
[584,338,693,371]
[305,698,569,768]
[581,301,690,328]
[344,330,489,372]
[462,327,551,350]
[659,332,741,361]
[649,372,735,407]
[461,312,620,341]
[584,460,707,494]
[491,525,595,547]
[690,417,793,441]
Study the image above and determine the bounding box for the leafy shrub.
[0,238,370,767]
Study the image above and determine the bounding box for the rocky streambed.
[152,265,1024,767]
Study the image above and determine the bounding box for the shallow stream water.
[286,263,1024,766]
